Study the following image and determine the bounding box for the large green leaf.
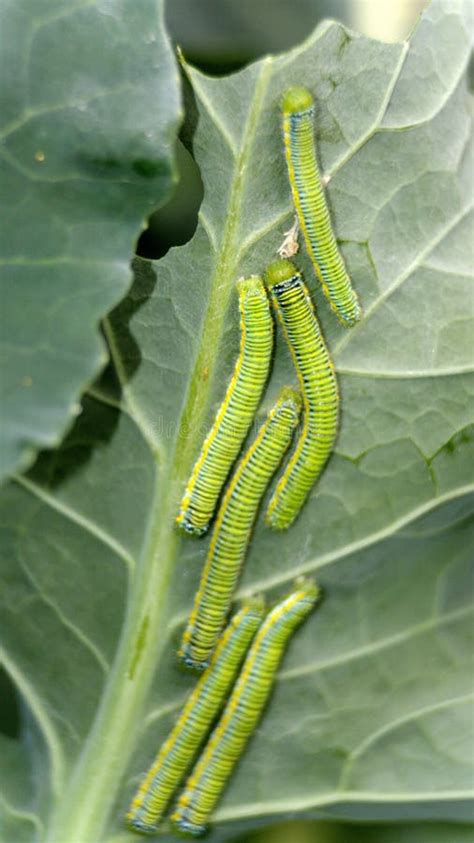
[1,1,473,841]
[0,0,181,482]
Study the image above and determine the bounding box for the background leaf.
[0,1,472,842]
[0,0,181,481]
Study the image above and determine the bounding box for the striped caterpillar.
[176,276,273,537]
[281,86,361,327]
[172,579,320,836]
[264,259,339,530]
[126,600,264,833]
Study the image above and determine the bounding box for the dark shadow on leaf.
[27,396,121,491]
[105,256,158,385]
[137,73,203,260]
[76,153,169,183]
[28,258,158,491]
[0,666,20,739]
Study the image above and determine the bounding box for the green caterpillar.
[172,579,320,836]
[265,259,339,530]
[176,276,273,537]
[126,600,264,834]
[179,386,301,670]
[282,86,361,326]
